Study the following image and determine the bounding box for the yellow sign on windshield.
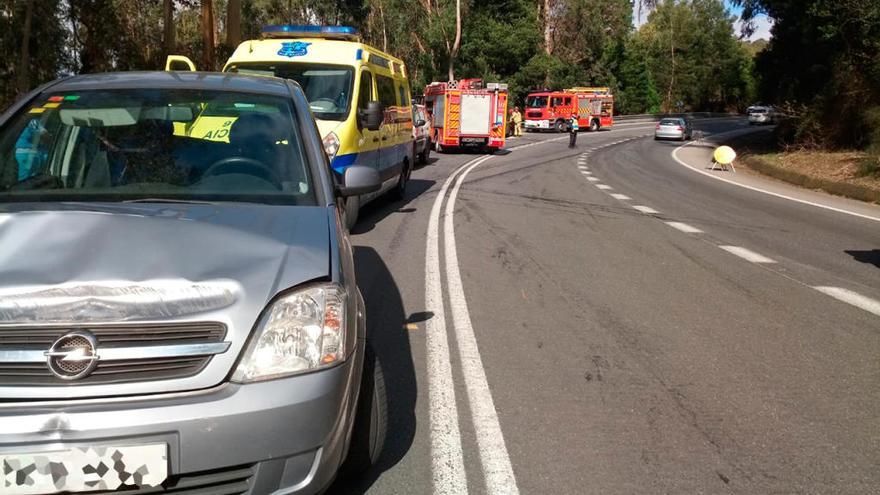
[173,116,238,143]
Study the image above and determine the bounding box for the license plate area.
[2,443,168,494]
[461,137,487,145]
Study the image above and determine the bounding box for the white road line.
[665,221,703,233]
[671,139,880,224]
[425,158,482,495]
[610,193,631,200]
[633,205,660,214]
[578,165,589,170]
[586,177,600,182]
[444,159,521,495]
[719,245,776,263]
[813,287,880,317]
[596,184,613,190]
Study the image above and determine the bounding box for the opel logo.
[44,331,99,380]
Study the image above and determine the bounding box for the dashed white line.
[813,287,880,317]
[610,193,632,200]
[665,221,703,233]
[632,205,660,214]
[444,158,521,495]
[719,245,776,263]
[596,184,613,190]
[586,177,600,182]
[578,165,589,170]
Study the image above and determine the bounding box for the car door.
[375,74,399,187]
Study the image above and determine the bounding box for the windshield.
[0,89,316,205]
[227,63,354,121]
[526,96,548,108]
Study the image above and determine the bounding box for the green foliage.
[0,0,759,115]
[734,0,880,149]
[636,0,755,112]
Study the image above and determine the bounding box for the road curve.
[332,119,880,494]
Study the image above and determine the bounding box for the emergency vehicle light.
[261,25,360,41]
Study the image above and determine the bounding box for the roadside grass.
[731,132,880,204]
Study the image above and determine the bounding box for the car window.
[397,84,410,107]
[377,75,397,108]
[0,89,316,205]
[358,71,374,111]
[551,97,565,107]
[228,63,354,121]
[660,118,682,125]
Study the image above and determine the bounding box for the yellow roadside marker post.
[711,145,737,172]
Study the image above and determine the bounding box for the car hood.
[0,202,332,399]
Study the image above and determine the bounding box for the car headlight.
[323,132,340,161]
[232,283,348,383]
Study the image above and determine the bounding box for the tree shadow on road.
[845,249,880,269]
[328,246,418,494]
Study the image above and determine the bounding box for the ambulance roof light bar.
[261,25,360,41]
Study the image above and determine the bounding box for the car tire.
[589,119,599,132]
[341,343,388,475]
[420,143,430,164]
[392,161,409,201]
[554,120,567,133]
[343,195,360,230]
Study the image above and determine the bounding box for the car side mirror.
[359,101,384,131]
[338,165,381,197]
[415,118,426,128]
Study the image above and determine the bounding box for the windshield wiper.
[122,198,216,204]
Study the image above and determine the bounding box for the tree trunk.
[448,0,461,81]
[16,0,34,94]
[665,16,675,113]
[226,0,241,48]
[163,0,175,56]
[543,0,553,55]
[201,0,215,70]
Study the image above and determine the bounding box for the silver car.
[0,72,387,494]
[748,105,776,124]
[654,117,693,141]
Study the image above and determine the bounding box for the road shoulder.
[672,128,880,223]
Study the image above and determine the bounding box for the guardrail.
[615,112,740,122]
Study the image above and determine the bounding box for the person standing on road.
[511,106,523,137]
[568,114,579,148]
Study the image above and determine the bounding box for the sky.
[633,1,774,41]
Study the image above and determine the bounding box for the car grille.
[0,323,225,386]
[94,464,254,494]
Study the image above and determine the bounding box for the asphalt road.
[331,119,880,494]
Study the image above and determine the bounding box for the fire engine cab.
[424,78,508,153]
[524,87,614,133]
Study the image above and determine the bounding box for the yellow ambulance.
[223,25,415,227]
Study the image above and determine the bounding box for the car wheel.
[554,120,567,133]
[392,161,409,200]
[341,343,387,475]
[589,119,599,132]
[420,143,430,164]
[343,195,360,230]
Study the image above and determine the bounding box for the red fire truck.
[424,78,508,153]
[523,87,614,133]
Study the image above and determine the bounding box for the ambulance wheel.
[589,119,600,132]
[392,160,410,201]
[420,143,430,164]
[343,195,360,230]
[555,120,567,133]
